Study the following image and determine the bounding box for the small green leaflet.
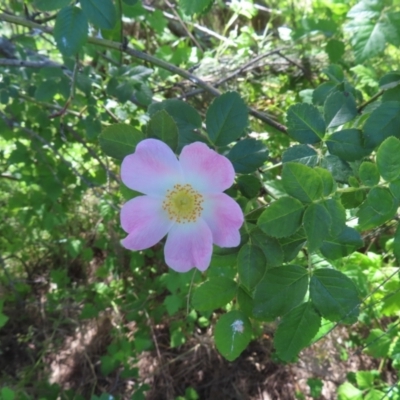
[310,268,360,323]
[34,0,71,11]
[357,187,397,230]
[148,99,203,149]
[282,162,323,203]
[237,244,266,290]
[274,302,321,362]
[286,103,325,144]
[191,277,236,311]
[214,310,252,361]
[376,136,400,182]
[206,91,248,146]
[359,161,380,187]
[303,203,332,253]
[282,144,318,167]
[253,265,309,321]
[326,129,370,161]
[250,228,284,268]
[363,101,400,149]
[54,6,88,57]
[99,123,143,159]
[257,196,304,238]
[179,0,213,15]
[80,0,117,30]
[226,138,269,173]
[146,109,179,151]
[324,91,357,129]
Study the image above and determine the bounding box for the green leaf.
[282,162,323,203]
[393,223,400,264]
[303,203,332,252]
[34,80,59,102]
[237,286,254,317]
[359,161,380,186]
[146,110,179,151]
[1,387,15,400]
[312,81,337,106]
[191,277,236,311]
[149,100,203,149]
[99,123,143,159]
[54,6,88,57]
[364,329,392,358]
[227,138,269,173]
[363,101,400,149]
[253,265,309,320]
[80,0,116,29]
[323,198,346,237]
[337,382,363,400]
[324,91,357,129]
[237,175,261,198]
[310,268,359,323]
[282,144,318,167]
[355,370,376,390]
[34,0,71,11]
[320,227,363,260]
[390,179,400,203]
[326,129,370,161]
[214,310,252,361]
[379,71,400,90]
[326,39,345,63]
[322,64,345,83]
[274,302,321,362]
[206,92,248,146]
[347,0,383,19]
[179,0,213,15]
[376,136,400,182]
[237,244,266,290]
[321,155,352,184]
[279,230,307,262]
[357,187,397,230]
[286,103,325,144]
[257,197,304,238]
[314,167,336,197]
[345,16,386,63]
[250,228,284,268]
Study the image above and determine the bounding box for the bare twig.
[165,0,204,52]
[0,57,63,68]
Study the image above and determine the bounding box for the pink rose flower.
[120,139,244,272]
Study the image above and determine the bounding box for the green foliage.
[206,91,248,146]
[214,310,252,361]
[146,110,179,151]
[227,138,269,173]
[253,265,309,321]
[274,302,321,362]
[2,0,400,397]
[54,6,88,57]
[99,123,143,159]
[80,0,117,30]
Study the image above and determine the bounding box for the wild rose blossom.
[120,138,244,272]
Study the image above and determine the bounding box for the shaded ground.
[1,300,397,400]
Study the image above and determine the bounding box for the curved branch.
[0,12,287,133]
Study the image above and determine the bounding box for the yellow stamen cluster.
[162,184,204,223]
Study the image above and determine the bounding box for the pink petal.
[121,139,183,197]
[164,220,213,272]
[202,193,244,247]
[120,195,173,250]
[179,142,235,193]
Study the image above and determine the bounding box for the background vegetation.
[1,0,400,399]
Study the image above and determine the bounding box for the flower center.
[162,184,204,223]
